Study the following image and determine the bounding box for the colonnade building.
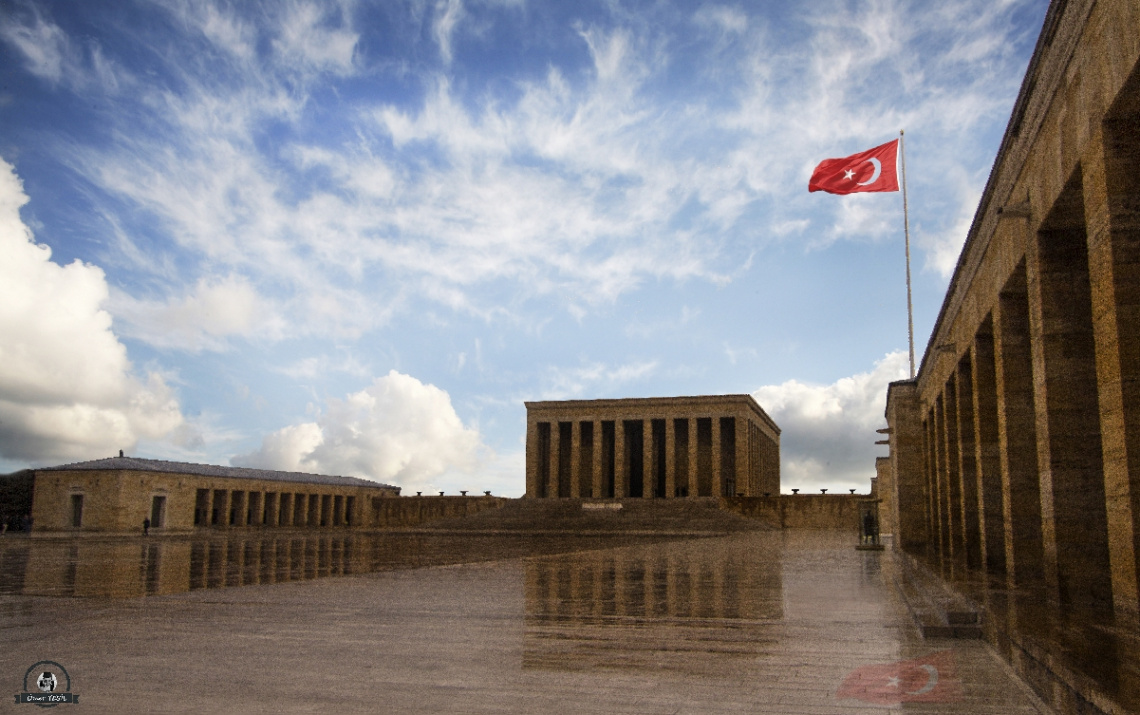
[882,0,1140,711]
[28,455,400,533]
[525,395,780,499]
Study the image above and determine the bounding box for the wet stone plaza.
[1,530,1049,714]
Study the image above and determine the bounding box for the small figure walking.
[862,511,877,545]
[143,517,150,536]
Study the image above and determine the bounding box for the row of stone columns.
[892,121,1140,624]
[528,415,778,499]
[195,489,357,528]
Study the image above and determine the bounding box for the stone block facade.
[883,0,1140,711]
[30,456,400,534]
[525,395,779,499]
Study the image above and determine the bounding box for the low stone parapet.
[721,495,862,529]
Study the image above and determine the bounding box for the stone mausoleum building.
[880,0,1140,711]
[525,395,780,499]
[27,455,400,534]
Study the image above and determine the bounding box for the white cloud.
[234,370,486,492]
[34,0,1036,351]
[111,275,285,351]
[538,359,659,401]
[273,1,359,74]
[752,351,909,491]
[433,0,465,65]
[918,167,983,279]
[0,158,184,463]
[694,5,748,36]
[0,7,72,84]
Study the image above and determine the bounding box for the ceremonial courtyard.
[1,528,1049,714]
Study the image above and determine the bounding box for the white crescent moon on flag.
[856,158,882,186]
[906,665,939,696]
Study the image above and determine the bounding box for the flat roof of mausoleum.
[525,394,779,434]
[38,456,395,490]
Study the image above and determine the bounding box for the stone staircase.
[892,549,982,639]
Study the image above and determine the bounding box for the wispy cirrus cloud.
[8,0,1035,350]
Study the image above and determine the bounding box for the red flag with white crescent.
[809,139,900,194]
[836,650,962,704]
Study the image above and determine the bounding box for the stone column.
[549,423,562,499]
[214,490,229,528]
[526,418,540,498]
[1027,175,1113,617]
[934,394,949,561]
[711,416,723,498]
[665,417,676,498]
[687,418,699,499]
[735,415,749,496]
[643,419,654,499]
[971,328,1007,576]
[945,380,964,567]
[994,267,1045,591]
[1084,122,1140,624]
[955,359,983,571]
[570,421,582,499]
[887,381,927,554]
[923,416,938,558]
[615,419,627,498]
[250,492,263,526]
[295,494,307,526]
[277,494,289,527]
[592,420,604,499]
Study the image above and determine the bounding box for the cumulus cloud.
[752,351,909,492]
[234,370,486,492]
[110,275,285,352]
[0,158,184,464]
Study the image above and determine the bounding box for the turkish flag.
[808,139,900,194]
[836,650,962,705]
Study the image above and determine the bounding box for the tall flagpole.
[900,129,915,379]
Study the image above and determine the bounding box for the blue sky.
[0,0,1047,495]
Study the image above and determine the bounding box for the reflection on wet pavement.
[0,530,1054,713]
[0,532,690,599]
[524,536,783,672]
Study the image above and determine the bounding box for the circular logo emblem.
[20,661,75,708]
[36,672,57,693]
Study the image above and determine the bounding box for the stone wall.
[370,495,509,528]
[721,495,863,530]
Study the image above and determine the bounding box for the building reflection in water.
[0,533,687,600]
[523,534,783,672]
